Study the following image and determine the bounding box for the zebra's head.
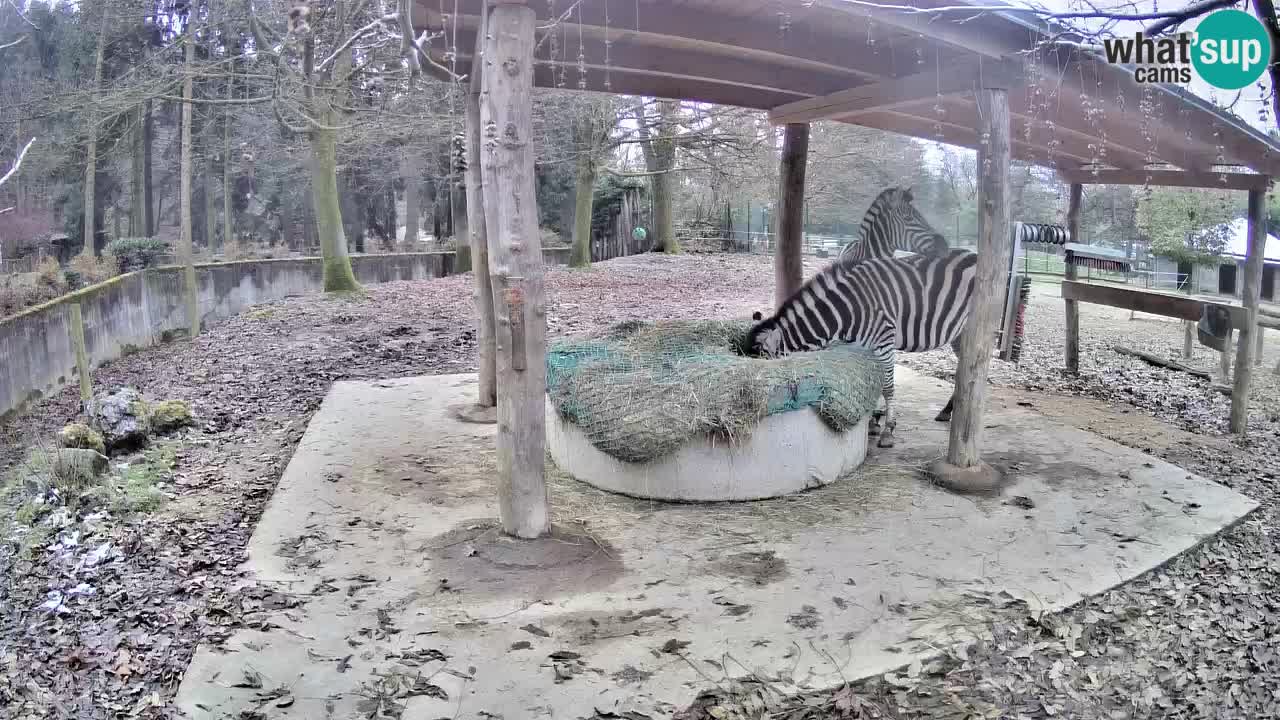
[743,310,786,358]
[867,187,949,255]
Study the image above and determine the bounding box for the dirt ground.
[1,253,1278,719]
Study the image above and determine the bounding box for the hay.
[545,319,883,463]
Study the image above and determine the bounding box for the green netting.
[546,319,883,464]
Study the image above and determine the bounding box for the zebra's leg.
[877,353,898,449]
[935,338,961,422]
[869,403,884,435]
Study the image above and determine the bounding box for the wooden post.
[479,2,549,539]
[945,85,1011,471]
[1229,186,1267,433]
[1220,329,1233,380]
[774,123,808,309]
[68,303,92,405]
[1064,184,1082,374]
[1257,328,1265,365]
[466,6,497,408]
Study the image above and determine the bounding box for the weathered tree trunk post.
[480,1,549,538]
[68,303,92,406]
[179,23,200,337]
[774,122,808,310]
[466,5,497,409]
[1230,185,1268,433]
[1220,330,1232,380]
[930,84,1012,491]
[1064,183,1082,373]
[453,134,471,272]
[1256,327,1265,365]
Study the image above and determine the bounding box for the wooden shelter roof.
[416,0,1280,179]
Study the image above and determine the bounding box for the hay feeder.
[544,320,883,502]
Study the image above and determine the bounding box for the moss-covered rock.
[57,422,106,454]
[150,399,194,433]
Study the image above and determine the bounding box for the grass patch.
[248,308,276,320]
[113,443,176,513]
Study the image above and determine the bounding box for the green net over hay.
[546,319,883,464]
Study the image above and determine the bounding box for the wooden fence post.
[68,303,92,405]
[774,122,808,310]
[932,83,1012,490]
[1064,183,1082,374]
[1229,185,1267,433]
[466,5,496,408]
[479,2,549,538]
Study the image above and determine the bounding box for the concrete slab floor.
[175,368,1258,720]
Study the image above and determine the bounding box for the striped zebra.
[745,248,978,448]
[838,187,950,263]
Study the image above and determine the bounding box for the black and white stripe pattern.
[838,187,950,263]
[746,249,978,448]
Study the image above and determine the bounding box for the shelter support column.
[479,1,550,538]
[1064,183,1082,374]
[1229,184,1268,434]
[465,4,496,408]
[934,83,1012,486]
[775,122,808,309]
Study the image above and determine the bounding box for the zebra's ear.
[752,311,763,321]
[902,186,914,203]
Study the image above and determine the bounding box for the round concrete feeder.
[546,400,869,502]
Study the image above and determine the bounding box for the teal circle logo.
[1191,9,1272,90]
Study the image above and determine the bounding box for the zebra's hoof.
[867,423,881,436]
[934,411,952,422]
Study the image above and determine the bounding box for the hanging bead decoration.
[931,49,945,140]
[548,0,564,88]
[603,0,611,91]
[1214,125,1228,185]
[1139,85,1155,192]
[576,3,586,89]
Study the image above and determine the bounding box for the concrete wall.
[0,250,571,419]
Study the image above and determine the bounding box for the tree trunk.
[130,106,145,237]
[774,122,808,309]
[310,123,360,292]
[402,154,422,248]
[144,100,155,237]
[480,3,549,539]
[179,26,200,336]
[221,66,234,252]
[465,43,497,407]
[570,147,596,267]
[81,8,109,257]
[946,86,1011,470]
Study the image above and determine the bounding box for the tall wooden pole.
[774,123,808,309]
[1229,185,1268,434]
[945,85,1012,472]
[1064,183,1082,374]
[480,2,549,538]
[466,5,497,408]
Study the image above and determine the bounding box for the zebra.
[744,248,978,448]
[838,187,951,263]
[836,186,964,427]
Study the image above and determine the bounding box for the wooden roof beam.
[419,0,922,84]
[806,0,1024,59]
[768,58,1022,125]
[853,110,1090,168]
[1058,168,1272,191]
